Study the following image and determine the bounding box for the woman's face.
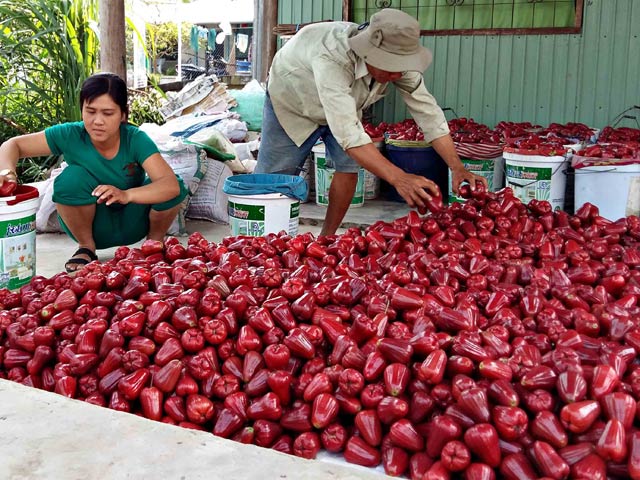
[81,93,126,143]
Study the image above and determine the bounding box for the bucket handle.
[571,167,628,175]
[6,187,39,206]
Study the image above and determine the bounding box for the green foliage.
[148,22,177,60]
[146,22,192,73]
[128,87,166,127]
[0,0,98,181]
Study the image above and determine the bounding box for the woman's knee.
[152,176,188,211]
[53,165,99,205]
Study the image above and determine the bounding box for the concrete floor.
[0,380,386,480]
[16,198,410,480]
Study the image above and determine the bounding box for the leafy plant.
[146,22,192,74]
[128,87,166,127]
[0,0,99,181]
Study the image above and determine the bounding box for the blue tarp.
[169,119,222,138]
[223,174,308,202]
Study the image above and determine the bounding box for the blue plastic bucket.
[384,144,449,203]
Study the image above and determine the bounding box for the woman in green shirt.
[0,73,188,272]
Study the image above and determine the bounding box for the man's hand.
[391,172,442,210]
[450,166,489,194]
[92,185,131,206]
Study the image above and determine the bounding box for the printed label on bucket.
[315,156,364,206]
[228,201,266,236]
[506,164,552,205]
[228,200,299,237]
[449,158,495,203]
[0,213,36,290]
[364,170,380,200]
[289,203,300,235]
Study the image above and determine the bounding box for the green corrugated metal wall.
[276,0,640,129]
[278,0,343,24]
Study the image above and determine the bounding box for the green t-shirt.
[45,122,159,191]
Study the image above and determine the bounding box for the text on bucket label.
[0,214,36,290]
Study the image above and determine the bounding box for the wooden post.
[99,0,127,81]
[254,0,278,83]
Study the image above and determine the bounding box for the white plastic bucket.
[227,193,300,237]
[504,151,569,211]
[449,156,504,203]
[574,163,640,220]
[0,186,40,290]
[312,143,365,208]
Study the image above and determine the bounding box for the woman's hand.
[450,166,489,194]
[92,184,131,206]
[0,170,18,197]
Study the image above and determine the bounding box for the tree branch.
[0,116,28,135]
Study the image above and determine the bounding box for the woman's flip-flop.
[64,247,98,273]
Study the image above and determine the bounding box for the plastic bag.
[214,118,248,142]
[147,112,232,139]
[229,80,266,132]
[35,168,64,233]
[234,139,260,161]
[187,127,250,173]
[187,159,233,224]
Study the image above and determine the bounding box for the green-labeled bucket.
[449,156,504,203]
[312,143,365,207]
[222,174,307,237]
[504,150,569,211]
[0,185,40,290]
[227,194,300,237]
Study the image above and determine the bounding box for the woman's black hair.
[80,72,129,120]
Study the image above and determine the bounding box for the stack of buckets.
[0,185,41,290]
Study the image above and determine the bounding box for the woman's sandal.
[65,247,98,273]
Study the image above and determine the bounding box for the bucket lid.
[0,185,40,206]
[223,173,308,202]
